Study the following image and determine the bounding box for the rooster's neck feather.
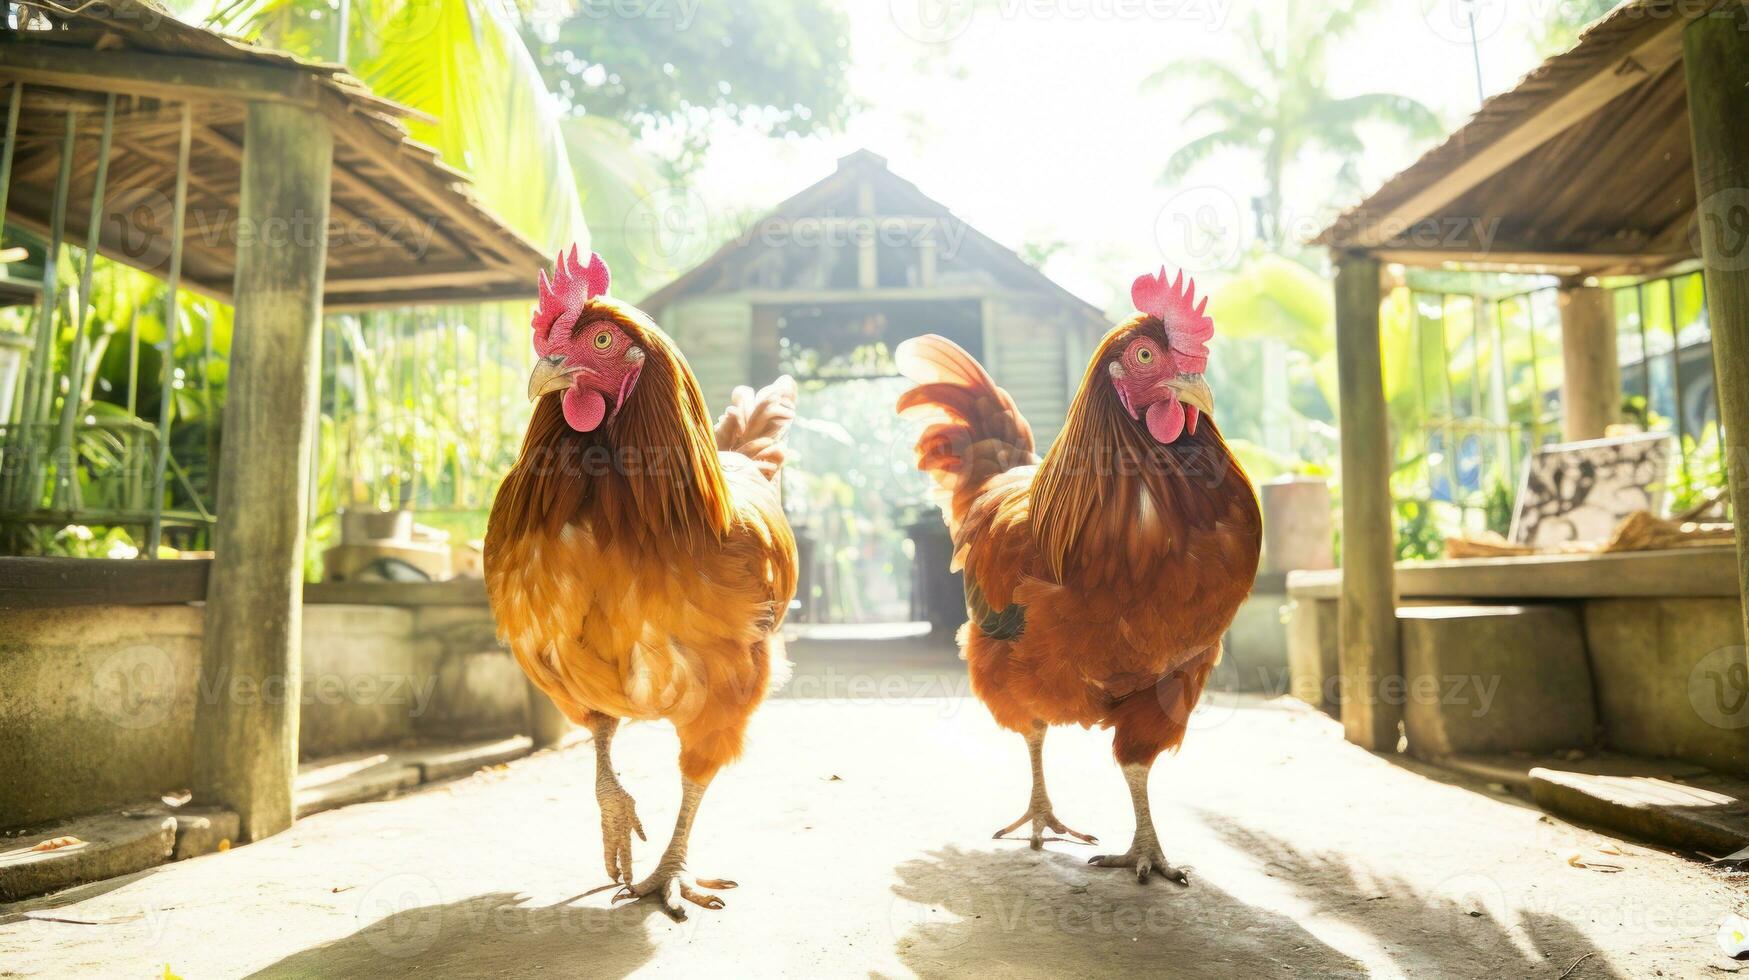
[487,314,732,555]
[1030,320,1257,584]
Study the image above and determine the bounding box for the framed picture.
[1509,432,1673,547]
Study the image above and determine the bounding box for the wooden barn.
[641,150,1108,450]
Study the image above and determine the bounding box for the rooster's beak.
[527,355,572,401]
[1166,373,1214,416]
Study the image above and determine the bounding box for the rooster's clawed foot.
[993,800,1098,851]
[597,781,646,885]
[612,867,736,920]
[1088,836,1189,886]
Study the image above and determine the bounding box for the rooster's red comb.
[532,245,610,356]
[1131,266,1213,374]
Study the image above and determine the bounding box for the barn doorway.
[772,299,982,626]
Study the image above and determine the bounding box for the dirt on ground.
[2,633,1746,978]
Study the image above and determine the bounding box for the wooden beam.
[199,124,467,262]
[1683,5,1749,671]
[193,101,333,844]
[190,125,424,262]
[1332,253,1400,750]
[709,286,994,306]
[855,178,878,289]
[321,286,535,311]
[1558,282,1620,440]
[0,556,209,608]
[324,106,529,270]
[1344,13,1693,249]
[0,42,321,108]
[323,265,524,292]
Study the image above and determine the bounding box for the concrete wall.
[1220,591,1290,694]
[1584,597,1749,778]
[1284,580,1749,777]
[410,605,530,741]
[1286,596,1340,714]
[0,605,204,829]
[0,601,527,829]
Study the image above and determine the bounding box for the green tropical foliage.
[199,0,586,254]
[1146,0,1442,249]
[0,250,230,554]
[528,0,854,174]
[1535,0,1623,55]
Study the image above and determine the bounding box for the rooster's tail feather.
[714,375,798,481]
[895,335,1036,526]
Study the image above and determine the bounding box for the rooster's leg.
[612,776,735,919]
[1088,761,1188,885]
[993,721,1097,850]
[590,714,645,885]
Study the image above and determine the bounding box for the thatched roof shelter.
[1316,1,1706,276]
[1,0,549,307]
[1307,0,1749,751]
[0,0,556,839]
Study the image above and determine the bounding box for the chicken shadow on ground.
[888,844,1370,979]
[246,890,660,979]
[1194,815,1630,979]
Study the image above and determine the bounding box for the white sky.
[674,0,1567,313]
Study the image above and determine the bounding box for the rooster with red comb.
[485,247,799,918]
[895,266,1260,883]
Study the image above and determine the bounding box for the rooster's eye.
[592,329,613,351]
[1136,347,1153,365]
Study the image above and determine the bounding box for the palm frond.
[1161,130,1253,182]
[1317,92,1444,140]
[1142,57,1256,104]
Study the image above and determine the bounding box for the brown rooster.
[485,247,798,918]
[896,268,1260,883]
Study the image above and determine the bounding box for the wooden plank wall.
[984,296,1074,449]
[662,296,754,412]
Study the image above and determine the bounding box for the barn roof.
[639,149,1106,321]
[1,0,550,308]
[1313,0,1713,275]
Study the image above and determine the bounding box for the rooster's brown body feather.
[899,327,1261,765]
[485,302,796,783]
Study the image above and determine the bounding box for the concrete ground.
[3,631,1745,978]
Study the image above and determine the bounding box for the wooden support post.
[1557,280,1618,441]
[856,178,877,289]
[1684,7,1749,665]
[1333,253,1400,750]
[193,102,332,842]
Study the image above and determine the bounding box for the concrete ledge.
[1399,604,1596,757]
[172,808,240,861]
[414,736,533,783]
[1438,752,1709,794]
[295,737,537,818]
[295,753,422,818]
[1286,547,1740,601]
[0,814,175,901]
[1529,768,1749,855]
